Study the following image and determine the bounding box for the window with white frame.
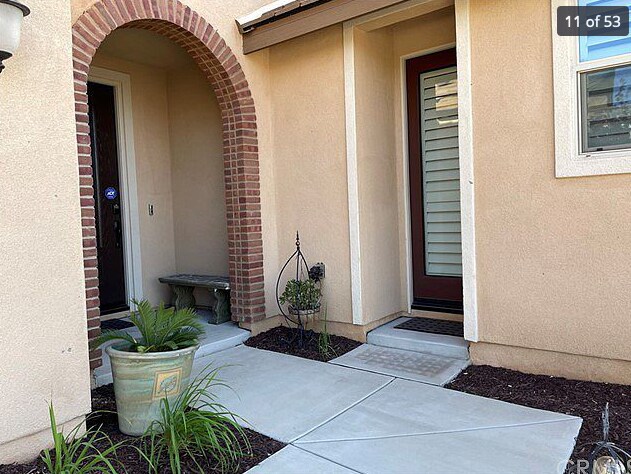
[552,0,631,177]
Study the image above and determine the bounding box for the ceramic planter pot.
[106,344,199,436]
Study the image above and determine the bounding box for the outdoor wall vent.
[0,0,30,73]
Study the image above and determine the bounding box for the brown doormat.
[394,317,464,337]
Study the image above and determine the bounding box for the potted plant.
[92,300,204,436]
[279,278,321,320]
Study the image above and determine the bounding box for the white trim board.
[454,0,477,341]
[343,22,363,325]
[87,66,144,306]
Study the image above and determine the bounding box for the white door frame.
[398,42,456,315]
[454,0,477,342]
[398,0,477,341]
[88,66,144,307]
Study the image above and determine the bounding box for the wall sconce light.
[0,1,30,73]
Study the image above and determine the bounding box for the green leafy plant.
[91,299,205,353]
[279,278,321,311]
[141,366,251,474]
[318,308,335,359]
[40,403,124,474]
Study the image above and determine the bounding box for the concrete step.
[367,317,469,361]
[330,344,469,386]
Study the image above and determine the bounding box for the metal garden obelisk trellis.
[275,232,321,347]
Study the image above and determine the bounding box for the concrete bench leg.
[170,284,195,311]
[210,288,231,325]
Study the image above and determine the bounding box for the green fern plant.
[91,299,205,353]
[141,365,251,474]
[40,403,124,474]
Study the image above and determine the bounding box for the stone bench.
[158,274,231,325]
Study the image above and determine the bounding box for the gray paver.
[202,348,580,473]
[296,378,579,443]
[244,446,358,474]
[98,337,581,473]
[297,420,581,474]
[330,344,469,385]
[194,346,392,442]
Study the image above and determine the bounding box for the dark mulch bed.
[244,325,362,362]
[0,384,284,474]
[447,365,631,467]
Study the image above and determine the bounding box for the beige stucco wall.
[469,0,631,368]
[354,26,401,326]
[268,25,353,324]
[0,0,91,463]
[169,64,229,306]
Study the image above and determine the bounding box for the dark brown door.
[88,82,128,315]
[406,49,463,313]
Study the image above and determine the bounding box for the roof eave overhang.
[237,0,411,54]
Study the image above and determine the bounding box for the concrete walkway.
[192,345,581,474]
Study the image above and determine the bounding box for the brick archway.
[73,0,265,369]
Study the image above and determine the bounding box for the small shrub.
[279,279,321,311]
[318,308,334,359]
[40,403,124,474]
[91,299,205,353]
[142,366,251,474]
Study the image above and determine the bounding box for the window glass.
[419,67,462,277]
[578,0,631,62]
[581,63,631,151]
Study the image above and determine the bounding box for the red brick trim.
[73,0,265,370]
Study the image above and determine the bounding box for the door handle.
[112,203,122,248]
[113,220,122,248]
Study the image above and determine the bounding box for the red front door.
[406,49,463,313]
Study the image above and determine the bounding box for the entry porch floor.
[195,345,580,473]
